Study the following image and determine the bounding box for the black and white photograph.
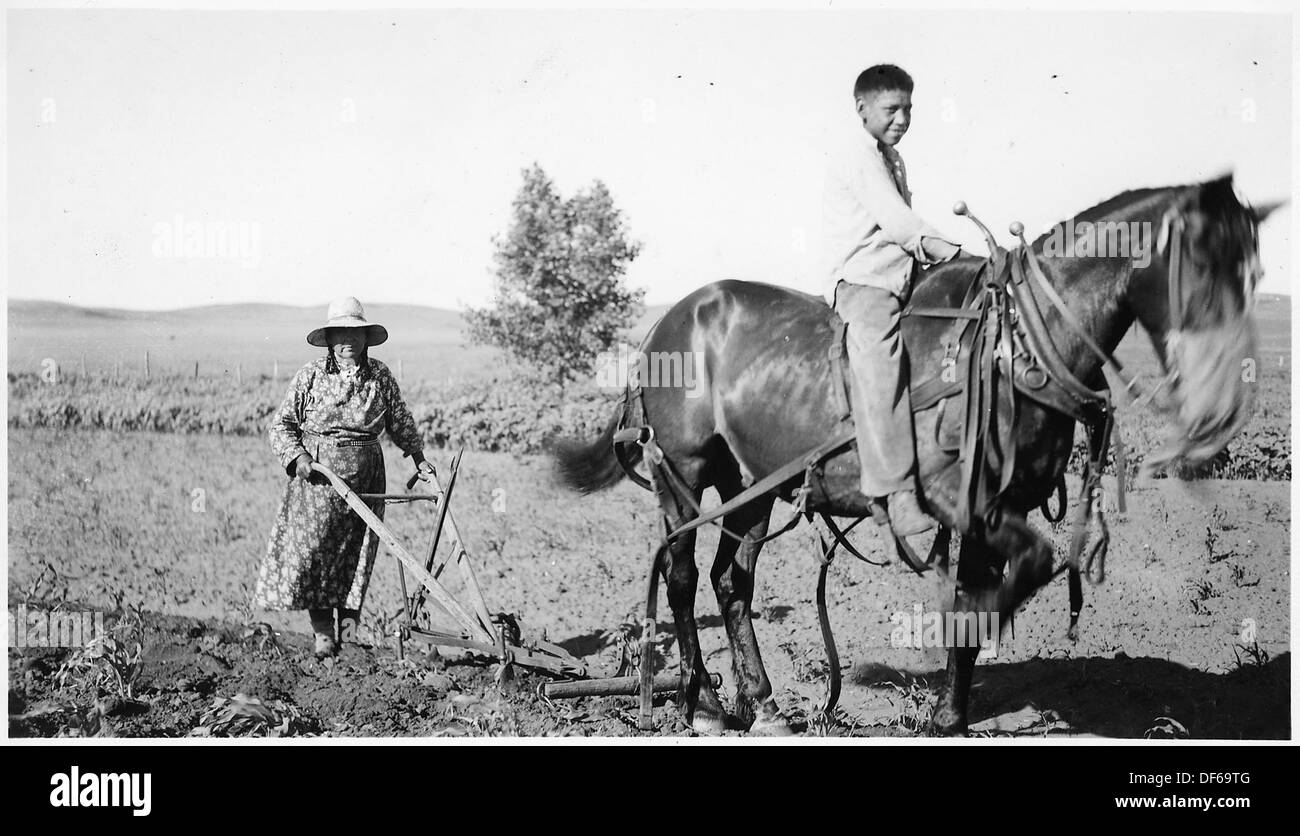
[3,0,1293,771]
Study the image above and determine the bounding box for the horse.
[553,173,1275,736]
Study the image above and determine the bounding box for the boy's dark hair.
[854,64,914,100]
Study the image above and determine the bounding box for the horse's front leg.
[930,534,992,736]
[930,514,1055,735]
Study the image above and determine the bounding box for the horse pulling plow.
[319,177,1274,735]
[309,454,694,700]
[556,177,1274,736]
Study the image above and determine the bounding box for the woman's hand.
[413,459,436,483]
[293,452,316,481]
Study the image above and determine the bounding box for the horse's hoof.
[748,717,796,737]
[927,711,968,737]
[747,699,795,736]
[690,713,729,736]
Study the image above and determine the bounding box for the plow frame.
[309,455,586,678]
[311,453,694,703]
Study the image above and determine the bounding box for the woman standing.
[255,297,434,658]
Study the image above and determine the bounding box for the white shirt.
[821,122,958,302]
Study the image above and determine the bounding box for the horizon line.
[3,296,686,314]
[5,289,1292,316]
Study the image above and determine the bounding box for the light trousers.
[832,280,918,497]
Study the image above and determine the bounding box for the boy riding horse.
[823,64,964,536]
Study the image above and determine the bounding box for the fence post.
[145,350,150,381]
[236,363,242,385]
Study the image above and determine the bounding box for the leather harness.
[616,221,1171,564]
[618,210,1193,719]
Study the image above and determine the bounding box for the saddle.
[828,243,1100,533]
[826,227,1126,587]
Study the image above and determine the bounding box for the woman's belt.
[302,431,380,448]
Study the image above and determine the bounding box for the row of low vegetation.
[7,371,1290,481]
[7,371,610,453]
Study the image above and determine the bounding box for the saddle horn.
[953,201,1000,254]
[1009,221,1028,248]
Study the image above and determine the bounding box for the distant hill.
[6,299,673,383]
[8,294,1284,385]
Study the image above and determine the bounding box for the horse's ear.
[1205,169,1234,187]
[1251,199,1288,224]
[1196,171,1237,208]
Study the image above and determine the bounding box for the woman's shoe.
[314,633,337,659]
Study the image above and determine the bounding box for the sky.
[5,3,1294,311]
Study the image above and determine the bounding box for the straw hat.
[306,297,388,348]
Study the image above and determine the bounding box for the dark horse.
[555,174,1274,735]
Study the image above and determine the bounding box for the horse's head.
[1123,173,1281,472]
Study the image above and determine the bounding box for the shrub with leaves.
[55,603,146,701]
[192,693,308,738]
[463,164,644,388]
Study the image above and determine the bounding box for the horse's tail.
[554,316,672,494]
[552,399,643,494]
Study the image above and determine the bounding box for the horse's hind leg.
[660,497,731,735]
[709,491,789,734]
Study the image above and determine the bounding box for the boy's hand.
[921,236,962,263]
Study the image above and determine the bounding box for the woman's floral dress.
[254,356,425,611]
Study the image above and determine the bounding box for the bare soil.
[7,429,1290,738]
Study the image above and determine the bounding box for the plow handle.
[307,461,494,646]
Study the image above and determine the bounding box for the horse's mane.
[909,175,1259,334]
[1021,176,1257,320]
[1029,175,1255,254]
[1028,186,1171,250]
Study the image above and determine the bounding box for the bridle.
[1157,209,1189,334]
[1153,200,1262,405]
[1010,209,1196,414]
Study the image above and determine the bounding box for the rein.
[1010,220,1181,411]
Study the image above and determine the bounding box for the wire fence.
[14,353,476,388]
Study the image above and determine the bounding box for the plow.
[310,453,687,701]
